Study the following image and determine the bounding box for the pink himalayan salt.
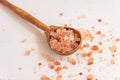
[49,27,80,54]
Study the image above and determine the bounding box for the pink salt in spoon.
[0,0,81,55]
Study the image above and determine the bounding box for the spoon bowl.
[45,25,81,55]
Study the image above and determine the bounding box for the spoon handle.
[0,0,48,31]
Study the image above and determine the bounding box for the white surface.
[0,0,120,80]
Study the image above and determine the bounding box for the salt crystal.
[64,36,69,40]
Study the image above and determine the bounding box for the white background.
[0,0,120,80]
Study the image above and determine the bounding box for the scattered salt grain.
[55,66,62,73]
[54,61,61,66]
[42,54,55,62]
[111,58,115,64]
[59,13,63,16]
[18,67,22,70]
[96,31,101,35]
[88,57,94,65]
[110,44,117,52]
[63,66,68,69]
[92,45,99,51]
[49,65,55,70]
[98,49,103,54]
[21,38,27,43]
[31,48,35,51]
[79,72,83,76]
[56,75,62,80]
[87,52,93,57]
[81,52,87,57]
[25,50,31,56]
[86,74,94,80]
[115,38,120,42]
[98,19,102,23]
[98,41,103,45]
[38,62,42,66]
[68,57,76,65]
[41,75,51,80]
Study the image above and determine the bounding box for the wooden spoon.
[0,0,81,55]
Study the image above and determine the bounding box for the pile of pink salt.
[49,27,80,54]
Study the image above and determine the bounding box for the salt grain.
[98,19,102,23]
[18,67,22,70]
[21,38,27,43]
[96,31,101,35]
[115,38,120,42]
[56,75,62,80]
[98,49,103,54]
[92,45,99,51]
[49,65,55,70]
[63,66,68,69]
[69,57,76,65]
[55,67,62,73]
[41,75,51,80]
[110,44,117,52]
[111,58,115,64]
[59,13,63,16]
[42,54,55,62]
[86,74,94,80]
[79,72,83,76]
[88,57,94,65]
[98,41,103,45]
[25,50,31,56]
[54,61,61,65]
[38,62,42,66]
[87,52,93,57]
